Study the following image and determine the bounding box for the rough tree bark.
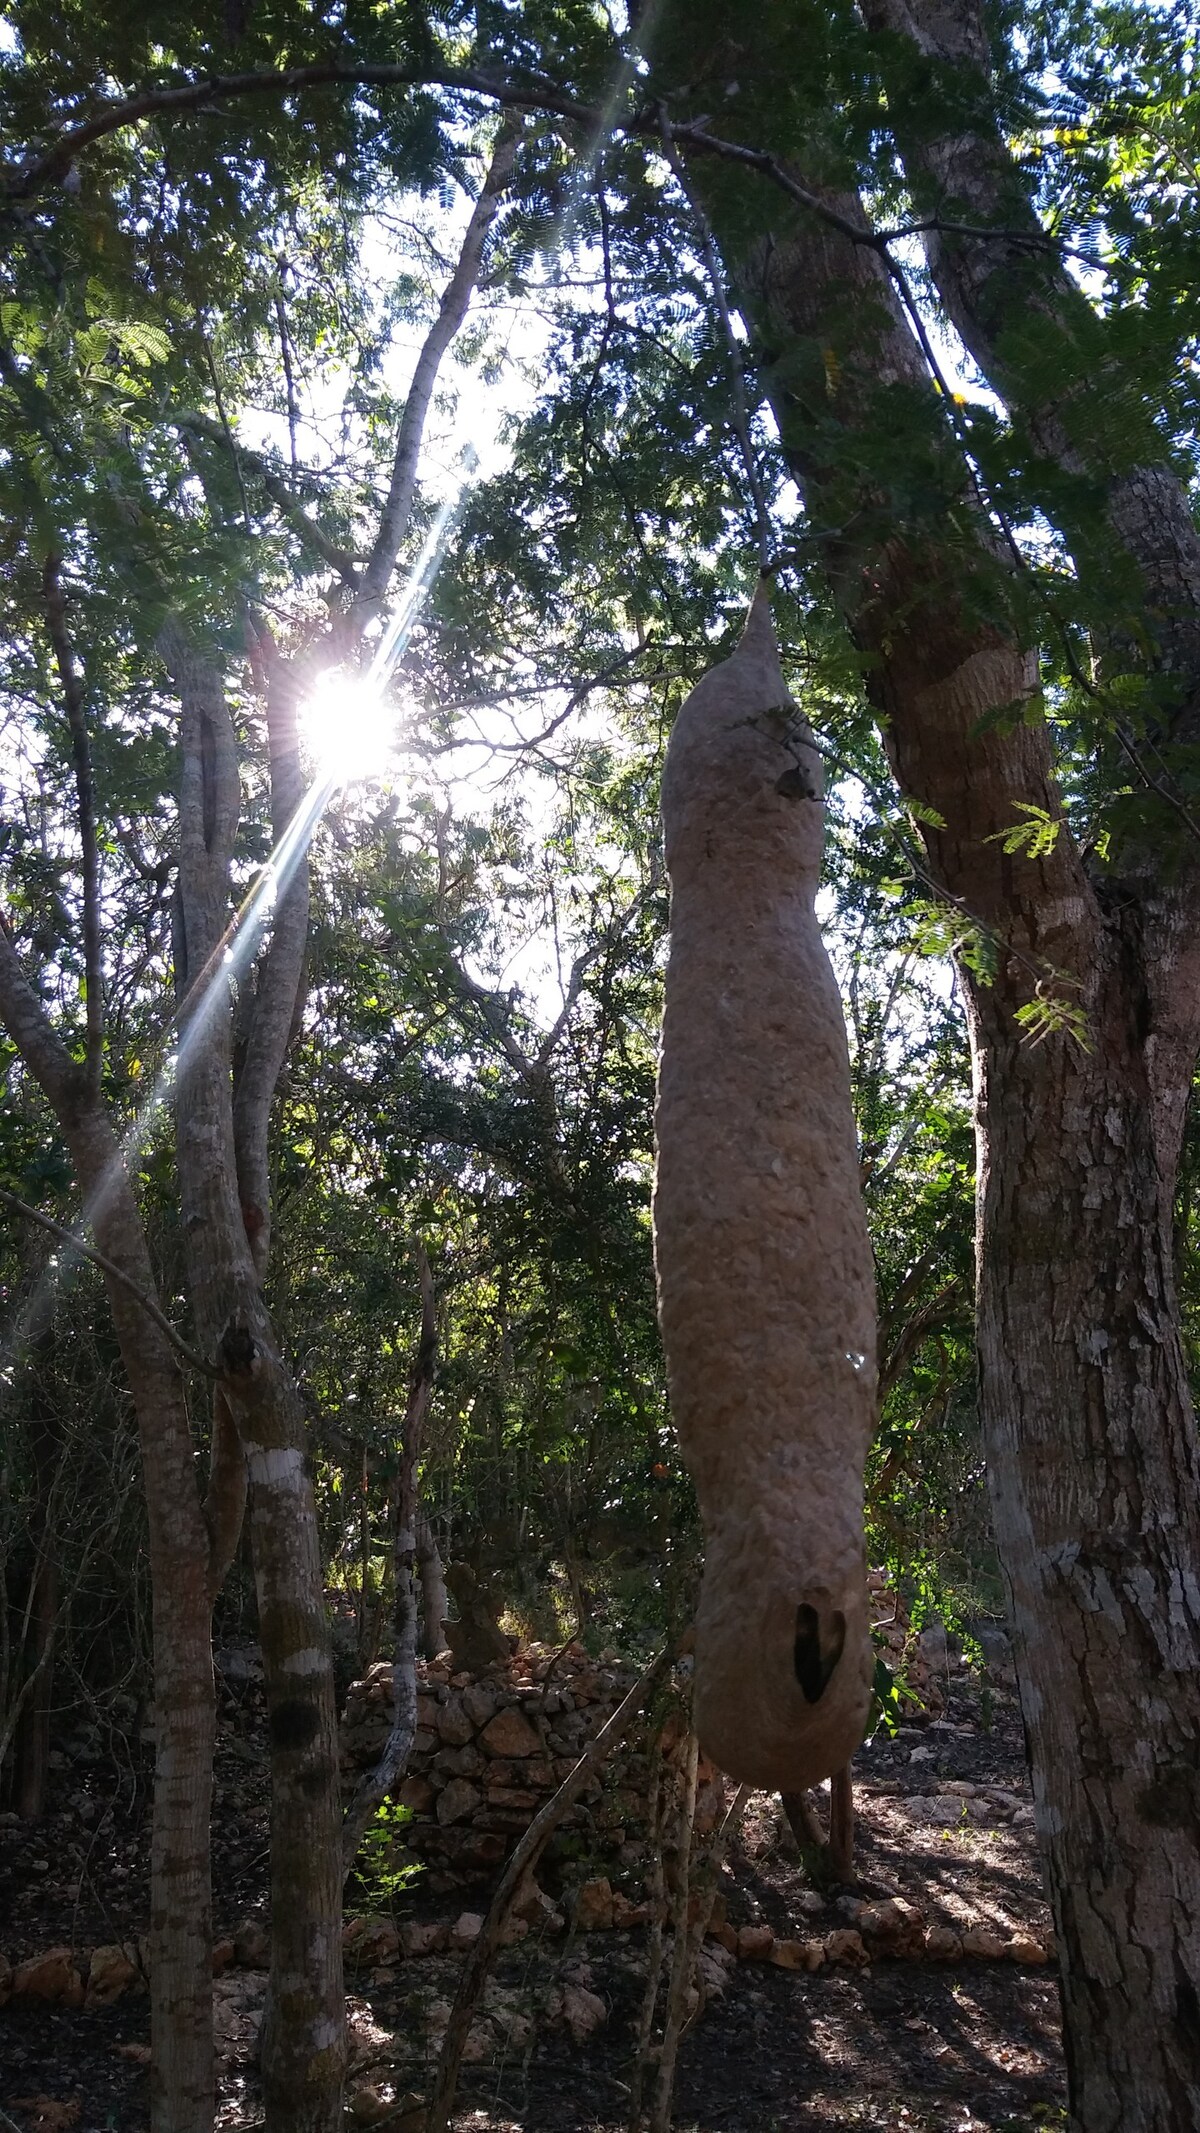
[658,6,1200,2124]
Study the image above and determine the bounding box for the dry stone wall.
[339,1642,726,1883]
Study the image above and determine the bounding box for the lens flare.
[300,675,396,785]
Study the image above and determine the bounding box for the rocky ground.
[0,1648,1064,2133]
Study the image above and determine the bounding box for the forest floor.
[0,1664,1064,2133]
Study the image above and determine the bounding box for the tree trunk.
[971,957,1200,2132]
[0,908,219,2133]
[13,1368,61,1824]
[657,8,1200,2120]
[68,1121,217,2133]
[164,624,346,2131]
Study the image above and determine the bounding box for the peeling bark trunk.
[661,11,1200,2119]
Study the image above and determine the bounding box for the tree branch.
[348,114,521,627]
[231,630,310,1275]
[5,64,594,201]
[4,56,1073,276]
[0,916,85,1120]
[0,1185,218,1377]
[204,1387,248,1601]
[174,412,363,585]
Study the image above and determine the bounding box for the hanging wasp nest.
[653,585,877,1792]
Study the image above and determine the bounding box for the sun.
[300,674,398,786]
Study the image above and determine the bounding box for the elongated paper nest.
[653,584,876,1792]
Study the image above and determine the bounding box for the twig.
[679,1778,751,2037]
[0,1186,217,1378]
[426,1643,671,2133]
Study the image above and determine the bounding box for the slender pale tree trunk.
[163,625,346,2132]
[657,8,1200,2120]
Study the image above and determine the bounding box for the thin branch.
[349,113,521,627]
[174,411,362,584]
[3,59,1085,274]
[274,262,299,472]
[200,317,252,533]
[0,913,86,1117]
[879,1277,967,1403]
[6,64,596,200]
[0,1185,218,1377]
[42,553,104,1095]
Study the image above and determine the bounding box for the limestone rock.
[480,1707,543,1759]
[856,1898,926,1959]
[770,1937,825,1972]
[397,1774,436,1814]
[342,1917,400,1966]
[1008,1933,1050,1965]
[436,1777,481,1826]
[924,1925,964,1961]
[610,1891,647,1929]
[400,1920,449,1958]
[462,1683,498,1727]
[961,1925,1010,1960]
[823,1928,869,1968]
[349,2087,398,2124]
[451,1912,484,1948]
[12,1948,84,2006]
[736,1924,775,1961]
[433,1744,483,1779]
[84,1944,140,2008]
[573,1877,614,1932]
[436,1696,474,1748]
[558,1982,607,2043]
[233,1921,270,1969]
